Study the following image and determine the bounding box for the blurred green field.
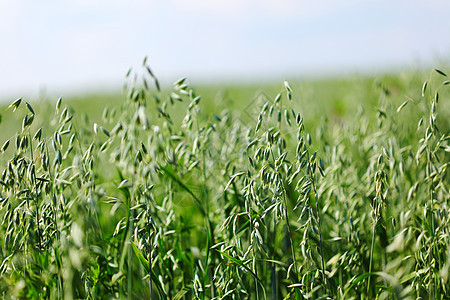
[3,69,447,142]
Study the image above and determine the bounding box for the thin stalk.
[147,208,152,298]
[117,182,132,298]
[195,109,216,298]
[126,165,137,300]
[272,214,278,300]
[281,185,298,281]
[28,132,42,251]
[429,169,437,299]
[367,216,376,297]
[310,177,328,294]
[128,208,134,300]
[270,144,299,283]
[248,197,260,300]
[202,147,215,298]
[43,140,64,296]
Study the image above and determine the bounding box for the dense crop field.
[0,65,449,299]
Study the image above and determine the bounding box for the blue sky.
[1,0,449,99]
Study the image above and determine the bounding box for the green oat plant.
[0,63,449,299]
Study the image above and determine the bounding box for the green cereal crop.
[0,63,449,299]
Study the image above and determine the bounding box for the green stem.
[248,197,260,300]
[367,214,376,298]
[28,132,42,251]
[310,175,329,295]
[281,183,298,281]
[128,209,133,300]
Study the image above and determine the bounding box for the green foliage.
[0,66,449,299]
